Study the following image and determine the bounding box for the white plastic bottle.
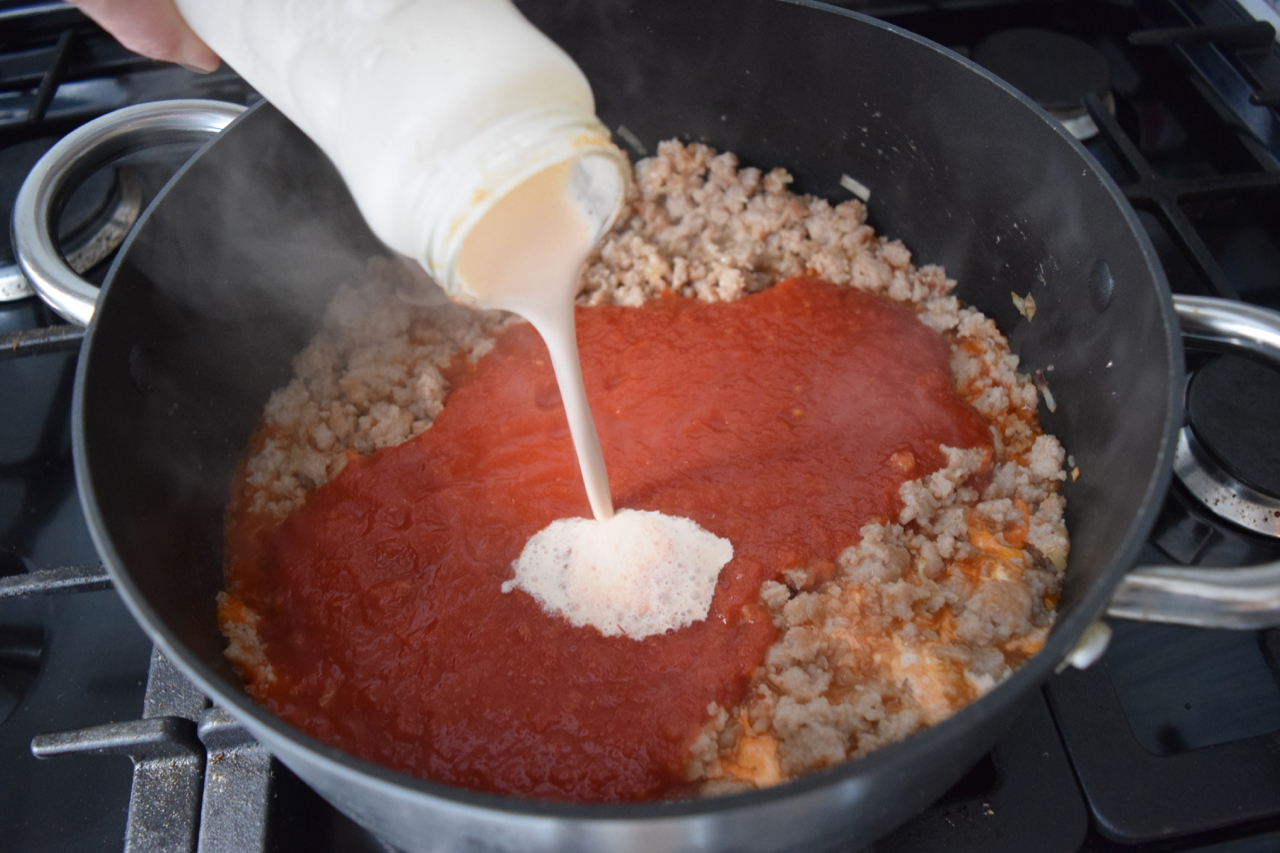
[172,0,627,297]
[173,0,627,520]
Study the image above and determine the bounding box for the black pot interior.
[74,0,1177,837]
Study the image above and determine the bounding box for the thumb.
[71,0,220,73]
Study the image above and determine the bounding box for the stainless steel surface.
[1107,561,1280,629]
[1173,294,1280,371]
[11,99,244,325]
[0,167,144,302]
[1104,296,1280,629]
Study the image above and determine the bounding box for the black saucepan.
[21,1,1224,850]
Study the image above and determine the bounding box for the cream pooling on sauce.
[502,510,733,640]
[457,161,735,639]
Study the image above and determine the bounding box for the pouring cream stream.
[455,160,734,638]
[454,161,614,520]
[172,0,733,637]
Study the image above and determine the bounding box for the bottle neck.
[415,109,628,302]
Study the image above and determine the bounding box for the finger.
[71,0,220,73]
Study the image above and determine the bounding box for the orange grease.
[226,278,992,802]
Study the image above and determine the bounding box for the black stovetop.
[3,1,1280,851]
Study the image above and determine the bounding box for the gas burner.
[1175,355,1280,538]
[973,28,1114,140]
[0,160,142,302]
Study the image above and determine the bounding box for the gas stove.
[2,2,1279,852]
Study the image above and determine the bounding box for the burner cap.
[974,28,1111,115]
[1187,355,1280,499]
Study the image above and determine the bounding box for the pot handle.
[12,99,246,327]
[1105,294,1280,630]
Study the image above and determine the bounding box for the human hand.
[70,0,219,73]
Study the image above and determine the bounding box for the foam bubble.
[501,509,733,639]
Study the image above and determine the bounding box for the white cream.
[503,509,733,639]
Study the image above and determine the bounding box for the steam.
[112,103,389,599]
[131,104,382,331]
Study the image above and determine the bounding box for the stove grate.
[1135,0,1280,155]
[1085,91,1280,301]
[0,561,110,598]
[0,322,84,358]
[26,646,289,853]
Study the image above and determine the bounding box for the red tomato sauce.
[227,278,992,802]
